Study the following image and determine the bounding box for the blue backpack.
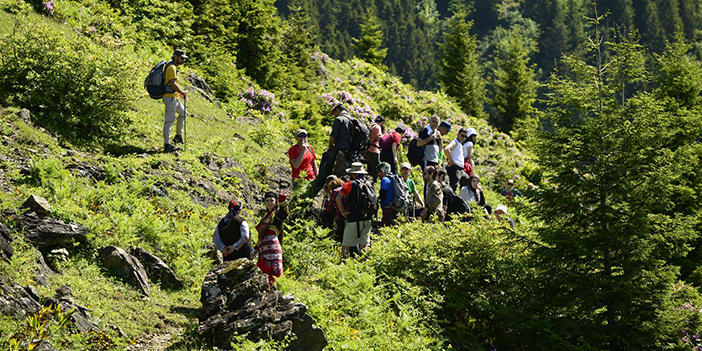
[144,60,173,99]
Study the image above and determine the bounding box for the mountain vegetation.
[0,0,702,350]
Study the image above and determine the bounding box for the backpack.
[407,138,424,166]
[378,133,394,149]
[355,179,378,221]
[348,116,371,152]
[144,60,173,99]
[389,174,410,212]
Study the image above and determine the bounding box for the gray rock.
[0,277,42,318]
[43,285,100,333]
[46,248,69,272]
[0,222,13,260]
[18,212,89,252]
[33,340,56,351]
[22,195,51,215]
[34,250,55,286]
[131,247,183,290]
[18,108,31,124]
[197,259,327,350]
[99,246,150,297]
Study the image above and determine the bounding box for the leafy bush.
[0,17,139,143]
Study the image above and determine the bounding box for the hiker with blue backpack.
[377,162,410,227]
[336,162,377,259]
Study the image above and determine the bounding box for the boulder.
[43,285,100,333]
[99,246,150,297]
[18,212,89,252]
[131,247,183,290]
[0,222,13,260]
[22,195,51,215]
[34,250,55,286]
[0,277,42,318]
[18,108,31,124]
[197,259,327,350]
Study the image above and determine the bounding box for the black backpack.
[349,116,371,152]
[144,60,173,99]
[355,179,378,220]
[407,138,424,166]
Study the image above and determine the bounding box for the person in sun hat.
[493,204,515,228]
[162,49,189,153]
[213,199,252,261]
[336,162,376,259]
[287,128,318,180]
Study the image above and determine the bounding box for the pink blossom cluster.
[239,88,279,114]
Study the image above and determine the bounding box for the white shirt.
[448,139,464,167]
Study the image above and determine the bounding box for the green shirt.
[406,178,417,195]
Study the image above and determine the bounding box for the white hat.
[495,204,508,215]
[346,162,368,175]
[466,128,477,137]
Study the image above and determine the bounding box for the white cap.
[495,204,508,215]
[466,128,477,137]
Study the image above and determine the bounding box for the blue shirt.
[380,176,394,208]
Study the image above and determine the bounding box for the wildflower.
[44,0,54,13]
[89,26,97,34]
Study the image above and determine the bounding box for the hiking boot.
[164,143,181,153]
[172,134,183,144]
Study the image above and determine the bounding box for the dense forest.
[2,0,702,350]
[275,0,702,90]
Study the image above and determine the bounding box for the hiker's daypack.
[355,179,378,221]
[349,116,371,152]
[389,174,410,212]
[144,60,173,99]
[407,138,424,166]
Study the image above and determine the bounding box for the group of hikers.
[155,49,522,284]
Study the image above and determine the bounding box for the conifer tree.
[529,11,698,349]
[439,12,485,118]
[352,13,388,68]
[491,35,537,136]
[281,3,320,93]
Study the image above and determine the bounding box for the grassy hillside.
[0,4,541,351]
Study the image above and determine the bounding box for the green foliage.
[0,16,139,144]
[527,14,700,349]
[439,12,485,118]
[352,12,387,68]
[491,34,538,136]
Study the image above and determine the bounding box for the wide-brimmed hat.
[495,204,509,215]
[400,162,412,170]
[330,102,344,114]
[346,162,368,175]
[173,49,188,59]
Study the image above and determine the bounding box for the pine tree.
[529,11,698,349]
[280,3,320,93]
[491,35,538,136]
[439,12,485,118]
[352,12,388,68]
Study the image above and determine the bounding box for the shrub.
[0,17,139,144]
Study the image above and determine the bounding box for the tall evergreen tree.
[491,35,537,136]
[634,0,666,53]
[439,12,485,117]
[658,0,684,37]
[529,12,698,350]
[281,3,320,93]
[352,13,388,68]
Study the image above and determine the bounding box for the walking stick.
[183,97,187,152]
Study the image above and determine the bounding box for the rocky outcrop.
[18,212,89,252]
[0,222,13,260]
[43,285,100,333]
[131,247,183,290]
[99,246,150,297]
[197,259,327,351]
[22,195,51,215]
[0,277,42,318]
[34,250,55,286]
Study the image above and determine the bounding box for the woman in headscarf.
[212,199,252,261]
[254,190,290,286]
